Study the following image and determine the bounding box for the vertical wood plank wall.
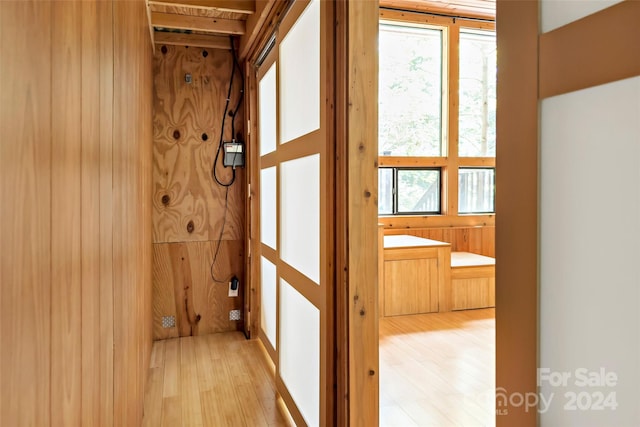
[0,0,153,425]
[152,45,245,340]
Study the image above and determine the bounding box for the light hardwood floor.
[144,310,494,427]
[380,309,496,427]
[142,332,290,427]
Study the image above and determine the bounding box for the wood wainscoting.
[1,0,154,425]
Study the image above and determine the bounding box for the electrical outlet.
[228,276,239,297]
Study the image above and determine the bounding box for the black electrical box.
[223,141,245,168]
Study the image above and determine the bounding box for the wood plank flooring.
[142,332,290,427]
[144,310,494,426]
[380,309,495,427]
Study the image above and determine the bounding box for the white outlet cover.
[229,281,239,297]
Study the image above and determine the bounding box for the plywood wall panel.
[153,45,244,244]
[0,2,52,425]
[153,241,245,340]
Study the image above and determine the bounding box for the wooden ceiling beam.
[380,0,495,20]
[238,0,278,60]
[148,0,255,14]
[154,31,233,49]
[152,11,246,34]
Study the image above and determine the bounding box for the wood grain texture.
[154,31,232,50]
[380,309,495,426]
[51,2,83,424]
[151,11,246,34]
[98,3,116,424]
[384,259,439,316]
[150,0,254,17]
[153,45,245,244]
[344,0,380,425]
[385,226,495,257]
[81,1,102,425]
[1,1,153,425]
[143,333,290,426]
[112,0,154,425]
[380,0,495,20]
[379,214,494,229]
[0,2,52,425]
[382,238,451,315]
[452,277,495,310]
[153,241,245,340]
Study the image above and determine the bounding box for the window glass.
[378,168,394,215]
[379,24,442,157]
[397,169,440,213]
[458,168,495,213]
[459,30,496,157]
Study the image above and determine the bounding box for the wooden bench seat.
[450,252,495,310]
[380,235,451,316]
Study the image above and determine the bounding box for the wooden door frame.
[495,1,538,425]
[246,1,543,426]
[336,1,542,425]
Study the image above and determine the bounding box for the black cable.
[210,186,230,283]
[209,36,246,283]
[229,38,244,142]
[211,37,238,187]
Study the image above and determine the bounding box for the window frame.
[458,166,496,215]
[381,167,442,215]
[378,11,496,220]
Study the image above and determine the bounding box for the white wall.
[539,4,640,422]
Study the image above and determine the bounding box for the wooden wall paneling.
[113,2,134,421]
[379,213,494,228]
[0,2,52,425]
[1,1,153,425]
[153,241,244,339]
[98,1,115,424]
[113,0,154,424]
[481,226,495,257]
[468,227,483,255]
[81,1,102,425]
[153,45,244,244]
[142,31,155,413]
[51,2,83,425]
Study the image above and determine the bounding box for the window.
[379,24,442,157]
[379,168,441,215]
[458,168,495,214]
[378,18,496,217]
[459,30,497,157]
